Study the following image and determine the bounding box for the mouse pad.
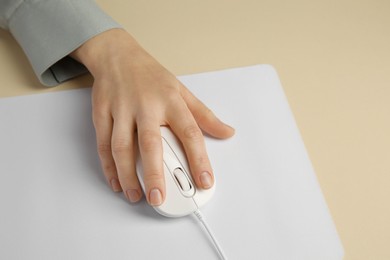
[0,65,343,259]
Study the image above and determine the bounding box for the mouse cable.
[193,209,227,260]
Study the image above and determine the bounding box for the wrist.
[71,29,144,77]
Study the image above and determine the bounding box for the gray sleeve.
[0,0,121,86]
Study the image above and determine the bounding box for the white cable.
[193,210,227,260]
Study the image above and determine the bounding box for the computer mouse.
[136,126,215,217]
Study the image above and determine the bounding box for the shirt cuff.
[8,0,121,87]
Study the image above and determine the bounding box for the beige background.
[1,1,389,259]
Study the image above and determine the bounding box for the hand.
[71,29,234,206]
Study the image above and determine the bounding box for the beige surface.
[1,1,389,259]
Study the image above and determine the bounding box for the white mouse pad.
[0,65,343,259]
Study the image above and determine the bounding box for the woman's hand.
[71,29,234,206]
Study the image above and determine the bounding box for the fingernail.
[200,172,213,189]
[149,188,163,206]
[126,189,141,203]
[110,178,122,192]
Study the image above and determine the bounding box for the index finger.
[137,116,165,206]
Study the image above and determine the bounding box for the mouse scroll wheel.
[173,168,191,192]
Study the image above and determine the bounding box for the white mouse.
[136,126,215,217]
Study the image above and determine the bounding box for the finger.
[136,115,165,206]
[111,116,142,203]
[179,83,235,139]
[166,100,214,190]
[92,108,122,192]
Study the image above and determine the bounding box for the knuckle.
[198,107,215,125]
[139,130,161,153]
[194,155,209,166]
[97,143,112,154]
[144,169,164,183]
[112,138,132,155]
[183,125,203,141]
[101,162,117,176]
[164,88,181,103]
